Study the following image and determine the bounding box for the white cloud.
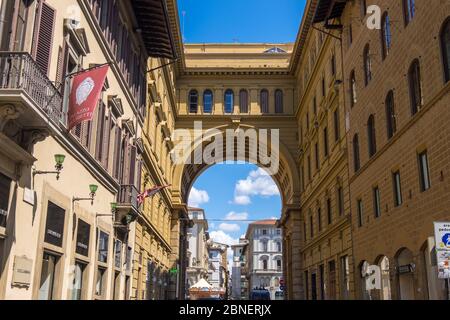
[232,168,280,205]
[188,187,209,207]
[219,223,240,232]
[225,211,249,221]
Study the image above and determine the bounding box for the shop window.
[44,202,66,247]
[98,231,109,263]
[0,173,11,228]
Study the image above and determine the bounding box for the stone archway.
[170,120,303,299]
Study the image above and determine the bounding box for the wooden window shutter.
[121,135,131,184]
[32,1,56,76]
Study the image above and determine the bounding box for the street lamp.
[73,184,98,206]
[33,154,66,180]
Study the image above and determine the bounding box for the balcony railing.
[0,52,64,125]
[118,185,139,212]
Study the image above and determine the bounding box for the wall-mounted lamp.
[73,184,98,206]
[33,154,66,180]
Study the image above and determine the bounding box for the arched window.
[275,89,283,113]
[350,70,357,107]
[408,59,423,115]
[353,134,360,172]
[203,89,213,113]
[276,241,282,252]
[262,240,268,252]
[440,18,450,83]
[381,13,392,59]
[385,91,397,139]
[403,0,415,26]
[367,115,377,157]
[363,44,372,86]
[224,89,234,114]
[189,90,198,113]
[239,89,249,113]
[260,89,269,113]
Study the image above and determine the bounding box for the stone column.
[249,88,259,114]
[214,87,223,115]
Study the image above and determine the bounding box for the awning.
[313,0,348,23]
[132,0,177,60]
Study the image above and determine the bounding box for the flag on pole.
[67,64,109,130]
[137,185,171,205]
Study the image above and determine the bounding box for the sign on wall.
[433,222,450,279]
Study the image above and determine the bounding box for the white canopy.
[190,278,213,289]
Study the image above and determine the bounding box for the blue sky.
[188,163,281,247]
[177,0,306,43]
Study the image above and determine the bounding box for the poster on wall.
[433,222,450,279]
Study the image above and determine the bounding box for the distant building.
[186,208,209,289]
[245,220,283,300]
[208,242,228,291]
[231,238,249,300]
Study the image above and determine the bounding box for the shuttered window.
[33,1,56,76]
[113,126,122,180]
[95,101,106,162]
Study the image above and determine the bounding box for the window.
[189,90,198,113]
[275,89,283,113]
[71,262,86,300]
[367,115,377,157]
[319,264,325,300]
[328,260,337,300]
[262,229,267,235]
[441,18,450,83]
[239,89,249,113]
[276,229,281,235]
[357,199,364,227]
[323,127,329,158]
[98,231,109,263]
[338,186,344,216]
[0,173,11,228]
[385,91,397,139]
[408,60,423,115]
[327,198,332,225]
[310,215,314,238]
[262,258,268,270]
[260,89,269,113]
[334,108,340,142]
[307,155,312,181]
[95,267,107,297]
[393,171,403,206]
[360,0,367,18]
[331,54,336,76]
[276,259,282,271]
[363,45,372,86]
[224,89,234,113]
[350,70,357,107]
[418,151,431,191]
[381,13,392,59]
[75,219,90,257]
[277,241,282,252]
[353,134,360,172]
[317,208,322,232]
[203,89,213,113]
[373,187,381,218]
[403,0,415,26]
[38,252,59,300]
